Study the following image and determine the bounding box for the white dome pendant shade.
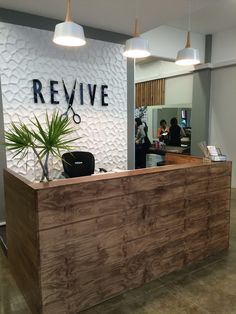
[53,0,86,47]
[123,19,150,59]
[53,22,86,47]
[124,37,150,58]
[176,0,200,66]
[175,32,200,66]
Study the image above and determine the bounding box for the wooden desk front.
[4,155,231,313]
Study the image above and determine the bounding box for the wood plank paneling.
[136,79,165,107]
[4,159,232,314]
[165,153,203,164]
[4,170,41,314]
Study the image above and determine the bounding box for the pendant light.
[175,0,200,66]
[123,19,151,59]
[53,0,86,47]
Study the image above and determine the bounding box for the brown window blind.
[135,78,165,107]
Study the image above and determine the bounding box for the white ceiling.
[1,0,236,35]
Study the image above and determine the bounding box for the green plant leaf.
[3,111,80,181]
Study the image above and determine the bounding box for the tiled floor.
[1,190,236,314]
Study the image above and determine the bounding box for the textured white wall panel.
[0,22,127,180]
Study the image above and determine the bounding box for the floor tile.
[0,249,30,314]
[164,260,236,314]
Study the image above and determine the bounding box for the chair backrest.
[62,151,95,178]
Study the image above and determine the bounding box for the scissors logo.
[61,80,81,124]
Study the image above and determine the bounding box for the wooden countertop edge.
[4,158,231,191]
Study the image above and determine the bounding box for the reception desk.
[4,155,231,314]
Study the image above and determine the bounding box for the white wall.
[0,22,127,181]
[165,75,193,106]
[210,27,236,188]
[212,27,236,64]
[135,60,193,107]
[209,66,236,187]
[142,25,205,63]
[136,60,194,82]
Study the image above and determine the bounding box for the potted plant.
[4,111,77,182]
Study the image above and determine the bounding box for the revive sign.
[32,79,109,106]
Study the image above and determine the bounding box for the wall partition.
[0,12,134,222]
[0,80,6,222]
[209,65,236,187]
[0,21,127,177]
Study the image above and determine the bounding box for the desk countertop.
[4,154,226,191]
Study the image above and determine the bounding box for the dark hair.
[160,119,167,125]
[170,117,178,126]
[135,117,142,126]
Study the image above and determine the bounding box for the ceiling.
[1,0,236,35]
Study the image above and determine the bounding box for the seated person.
[168,117,186,147]
[157,119,169,143]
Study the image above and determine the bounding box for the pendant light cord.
[134,19,140,37]
[188,0,191,32]
[134,0,140,37]
[65,0,72,22]
[186,0,191,48]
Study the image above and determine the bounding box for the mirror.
[152,107,191,140]
[151,106,191,154]
[135,58,210,168]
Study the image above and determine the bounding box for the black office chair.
[62,151,95,178]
